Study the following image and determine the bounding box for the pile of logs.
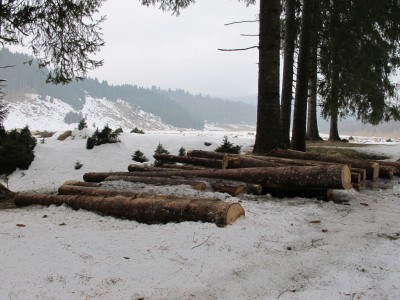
[13,148,399,226]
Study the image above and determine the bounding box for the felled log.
[249,154,335,167]
[83,172,144,182]
[58,185,220,200]
[127,164,209,172]
[208,180,247,196]
[378,165,394,179]
[187,150,225,160]
[350,168,367,181]
[222,154,287,169]
[14,193,245,227]
[153,154,222,169]
[375,160,400,176]
[264,187,333,201]
[270,149,379,180]
[85,164,352,190]
[105,176,207,191]
[63,180,100,188]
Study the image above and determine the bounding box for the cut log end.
[342,165,353,189]
[225,203,245,225]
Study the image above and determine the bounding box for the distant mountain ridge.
[0,48,256,131]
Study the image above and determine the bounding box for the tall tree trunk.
[253,0,281,154]
[280,0,297,148]
[291,0,315,151]
[306,0,322,141]
[328,68,341,141]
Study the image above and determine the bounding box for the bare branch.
[218,46,258,52]
[0,65,16,69]
[224,20,259,26]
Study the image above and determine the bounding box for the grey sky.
[88,0,259,97]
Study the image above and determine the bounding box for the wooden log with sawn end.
[14,193,244,227]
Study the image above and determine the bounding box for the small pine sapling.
[178,146,186,156]
[215,136,242,154]
[153,142,170,166]
[78,118,87,130]
[74,160,83,170]
[132,149,149,163]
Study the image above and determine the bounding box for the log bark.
[85,164,352,190]
[14,193,244,227]
[84,172,142,183]
[154,154,223,169]
[105,176,207,191]
[271,149,379,180]
[128,164,210,173]
[63,180,100,188]
[187,150,225,160]
[250,154,335,166]
[208,180,247,196]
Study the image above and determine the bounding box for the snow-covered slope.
[4,94,174,131]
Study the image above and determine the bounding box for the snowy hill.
[4,93,174,131]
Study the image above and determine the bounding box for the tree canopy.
[0,0,105,84]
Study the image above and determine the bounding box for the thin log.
[84,172,143,182]
[105,176,207,191]
[271,149,379,180]
[58,185,220,200]
[375,160,400,176]
[85,164,352,190]
[127,164,209,172]
[249,154,336,166]
[350,168,367,181]
[222,154,287,169]
[63,180,100,188]
[153,154,223,169]
[208,180,247,196]
[351,172,361,184]
[14,193,245,227]
[264,187,334,201]
[379,166,394,179]
[187,150,226,160]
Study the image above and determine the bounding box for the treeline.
[0,48,256,129]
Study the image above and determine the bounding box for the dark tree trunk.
[328,68,341,141]
[291,0,315,151]
[253,0,281,153]
[280,0,297,148]
[306,0,322,141]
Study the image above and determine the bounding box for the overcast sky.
[88,0,260,97]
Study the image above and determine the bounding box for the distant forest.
[0,48,256,129]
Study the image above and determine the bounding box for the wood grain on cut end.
[225,203,245,225]
[342,165,353,189]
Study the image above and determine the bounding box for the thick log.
[271,149,379,180]
[128,164,209,173]
[153,154,223,169]
[187,150,225,160]
[351,172,361,184]
[86,165,352,190]
[159,164,210,170]
[350,168,367,181]
[14,193,244,227]
[249,154,335,167]
[105,176,207,191]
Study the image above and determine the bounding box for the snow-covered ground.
[1,129,400,299]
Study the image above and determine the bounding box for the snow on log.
[270,149,379,180]
[86,165,352,190]
[14,193,244,226]
[105,175,207,191]
[153,154,223,169]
